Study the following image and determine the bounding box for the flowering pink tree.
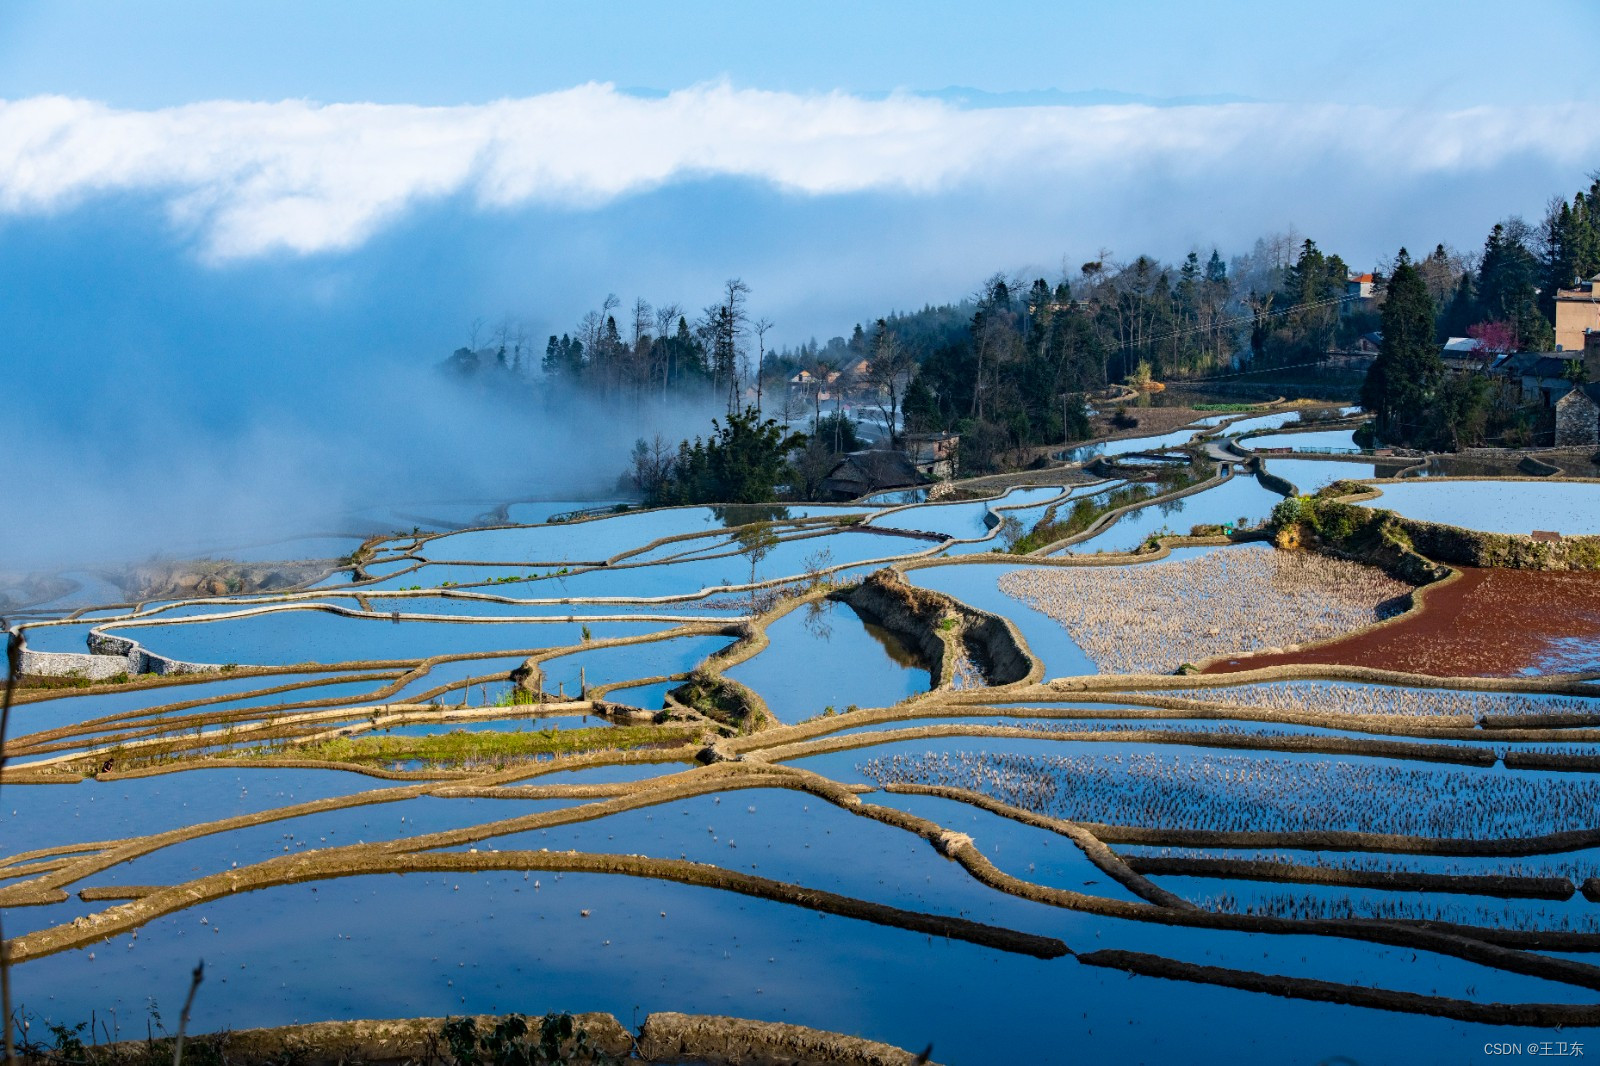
[1467,319,1520,355]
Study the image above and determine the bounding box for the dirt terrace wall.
[1252,461,1297,498]
[1273,495,1453,586]
[836,569,1033,686]
[1326,485,1600,571]
[639,1012,942,1066]
[1400,512,1600,570]
[69,1011,943,1066]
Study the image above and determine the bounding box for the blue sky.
[3,0,1594,346]
[1,2,1597,568]
[0,1,1589,108]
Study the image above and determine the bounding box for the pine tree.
[1541,180,1600,322]
[901,374,940,434]
[1361,249,1443,445]
[1477,221,1551,350]
[1437,272,1477,341]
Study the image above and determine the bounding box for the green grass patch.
[1008,466,1204,554]
[269,724,696,768]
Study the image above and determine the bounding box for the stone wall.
[16,630,221,680]
[1555,391,1600,448]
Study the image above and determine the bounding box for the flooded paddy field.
[725,600,929,722]
[9,428,1600,1060]
[1058,474,1284,553]
[1261,457,1401,493]
[100,612,671,668]
[1242,429,1360,453]
[900,561,1099,677]
[1355,479,1600,536]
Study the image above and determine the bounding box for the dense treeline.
[442,279,766,411]
[445,171,1600,474]
[1363,176,1600,448]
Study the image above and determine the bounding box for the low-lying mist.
[0,200,727,582]
[3,360,715,575]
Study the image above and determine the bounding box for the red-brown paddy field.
[1206,566,1600,677]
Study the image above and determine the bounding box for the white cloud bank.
[1,82,1595,261]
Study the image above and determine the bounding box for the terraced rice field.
[6,421,1600,1062]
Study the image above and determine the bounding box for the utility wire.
[1106,292,1364,352]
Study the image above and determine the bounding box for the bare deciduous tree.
[753,316,773,416]
[865,320,916,448]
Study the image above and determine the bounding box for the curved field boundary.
[834,569,1040,689]
[894,532,1248,584]
[859,784,1600,986]
[1076,949,1600,1027]
[1025,466,1232,557]
[25,848,1068,963]
[754,721,1494,768]
[9,665,404,712]
[1122,855,1576,900]
[1230,413,1369,444]
[723,696,1483,753]
[511,623,738,698]
[1326,478,1600,570]
[853,786,1600,990]
[4,764,1068,963]
[1,761,786,905]
[11,754,1600,1011]
[875,782,1188,908]
[8,631,733,766]
[1027,661,1600,696]
[1253,460,1297,498]
[8,672,408,754]
[65,1009,943,1066]
[341,483,1076,595]
[1082,819,1600,858]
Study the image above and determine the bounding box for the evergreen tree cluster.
[1360,250,1443,445]
[643,407,803,506]
[447,171,1600,486]
[1360,175,1600,449]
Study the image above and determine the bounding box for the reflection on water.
[1357,479,1600,536]
[8,451,1584,1055]
[861,619,923,670]
[726,599,930,721]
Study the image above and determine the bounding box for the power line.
[1110,291,1364,351]
[1172,358,1351,384]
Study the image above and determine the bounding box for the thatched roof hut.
[819,450,922,500]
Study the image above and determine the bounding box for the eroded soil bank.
[47,1010,942,1066]
[1205,566,1600,676]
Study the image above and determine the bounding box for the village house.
[900,431,960,479]
[1346,273,1377,300]
[787,367,840,403]
[817,449,922,500]
[1441,337,1496,375]
[1555,274,1600,353]
[787,358,875,405]
[1554,383,1600,447]
[1493,352,1582,408]
[1324,330,1380,371]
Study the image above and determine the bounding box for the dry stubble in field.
[998,545,1410,674]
